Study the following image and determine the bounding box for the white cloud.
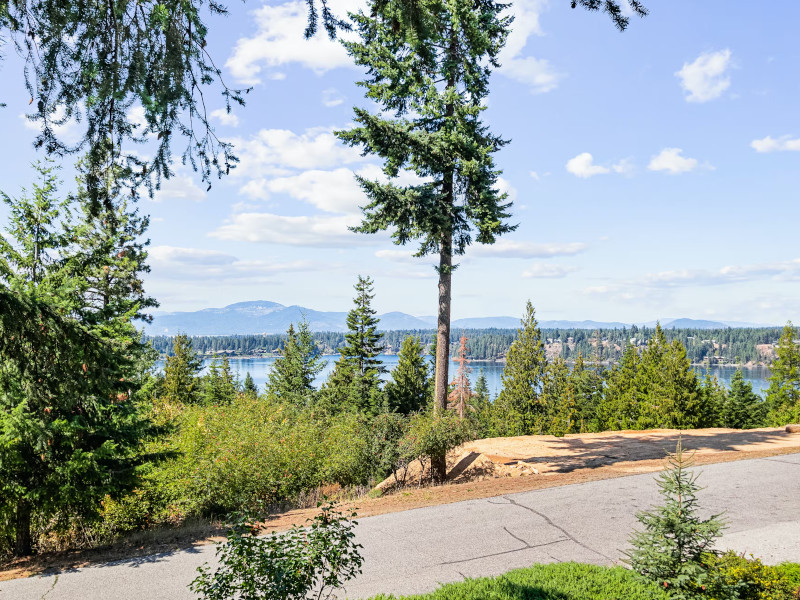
[322,88,345,107]
[253,167,365,214]
[151,171,207,202]
[750,135,800,153]
[500,56,562,94]
[209,212,377,247]
[566,153,610,178]
[469,239,587,258]
[497,0,563,93]
[226,0,359,84]
[149,245,321,281]
[529,171,540,181]
[522,263,578,278]
[231,127,367,179]
[19,105,82,144]
[612,157,635,176]
[210,108,240,127]
[375,249,438,266]
[647,148,700,175]
[675,49,732,103]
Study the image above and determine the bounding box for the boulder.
[785,424,800,433]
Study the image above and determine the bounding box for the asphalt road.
[2,453,799,600]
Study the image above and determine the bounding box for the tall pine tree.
[163,334,203,404]
[336,0,515,435]
[265,319,325,408]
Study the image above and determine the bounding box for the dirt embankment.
[3,427,798,581]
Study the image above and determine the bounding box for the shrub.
[400,411,472,482]
[775,562,800,594]
[367,562,670,600]
[369,412,409,481]
[320,411,375,487]
[704,551,797,600]
[190,502,363,600]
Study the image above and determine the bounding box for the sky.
[0,0,798,324]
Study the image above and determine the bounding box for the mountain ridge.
[145,301,773,336]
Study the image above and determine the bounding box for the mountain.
[144,301,775,336]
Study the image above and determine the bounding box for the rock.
[786,424,800,433]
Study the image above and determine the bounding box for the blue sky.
[1,0,798,324]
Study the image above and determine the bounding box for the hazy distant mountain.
[639,318,770,329]
[145,301,774,336]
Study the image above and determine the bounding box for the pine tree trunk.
[14,500,33,557]
[431,231,452,483]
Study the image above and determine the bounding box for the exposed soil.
[3,427,798,581]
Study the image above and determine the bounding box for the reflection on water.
[157,355,772,399]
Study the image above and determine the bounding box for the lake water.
[165,356,772,399]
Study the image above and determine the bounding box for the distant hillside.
[145,300,771,336]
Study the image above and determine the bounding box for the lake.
[164,356,772,399]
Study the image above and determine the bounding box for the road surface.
[2,453,798,599]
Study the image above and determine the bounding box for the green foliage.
[540,358,580,437]
[367,562,669,600]
[320,277,384,413]
[722,370,766,429]
[626,441,725,600]
[202,355,238,405]
[0,289,150,555]
[400,411,472,479]
[703,551,798,600]
[766,323,800,425]
[243,372,258,397]
[774,563,800,593]
[163,334,203,404]
[320,412,374,487]
[191,502,363,600]
[385,336,430,414]
[494,301,547,436]
[266,319,325,408]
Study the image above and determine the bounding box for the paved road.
[2,453,799,600]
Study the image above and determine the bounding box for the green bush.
[191,502,363,600]
[775,562,800,593]
[367,562,670,599]
[704,552,798,600]
[400,411,472,479]
[320,411,375,487]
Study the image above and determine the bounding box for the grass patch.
[367,562,670,599]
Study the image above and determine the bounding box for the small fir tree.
[203,355,238,405]
[626,440,725,599]
[384,336,429,414]
[243,372,258,397]
[163,333,202,404]
[266,320,325,408]
[723,370,765,429]
[698,369,726,428]
[766,322,800,425]
[540,358,579,437]
[494,301,547,436]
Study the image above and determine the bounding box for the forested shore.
[146,325,784,366]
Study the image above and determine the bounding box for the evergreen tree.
[569,354,604,433]
[540,358,579,437]
[163,334,202,404]
[474,370,490,405]
[766,322,800,425]
[63,156,157,340]
[0,159,70,298]
[203,355,238,405]
[0,284,149,555]
[243,372,258,397]
[320,277,384,413]
[601,343,642,431]
[266,320,325,408]
[697,368,725,429]
[385,336,429,414]
[626,441,725,599]
[336,0,515,438]
[494,301,547,436]
[723,370,765,429]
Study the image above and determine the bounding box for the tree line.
[146,325,784,366]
